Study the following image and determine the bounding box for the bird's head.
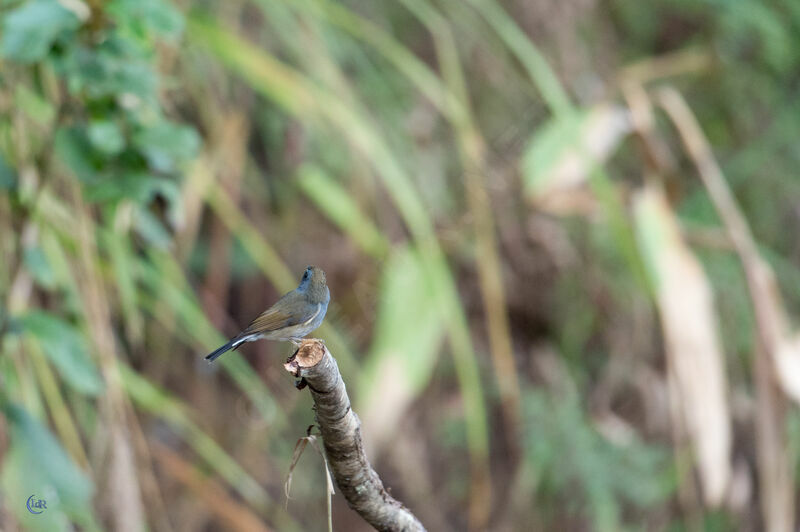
[298,266,328,299]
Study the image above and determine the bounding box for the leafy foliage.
[1,401,96,530]
[18,312,103,395]
[523,389,671,530]
[2,0,198,208]
[1,0,80,63]
[0,0,198,528]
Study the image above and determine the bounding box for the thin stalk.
[28,341,90,469]
[398,0,520,526]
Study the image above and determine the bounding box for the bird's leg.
[288,338,302,358]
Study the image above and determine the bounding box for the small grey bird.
[205,266,330,362]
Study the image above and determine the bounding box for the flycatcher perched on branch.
[205,266,330,362]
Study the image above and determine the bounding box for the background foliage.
[1,0,799,530]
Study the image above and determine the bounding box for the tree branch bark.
[284,339,426,532]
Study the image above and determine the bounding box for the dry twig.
[284,340,426,532]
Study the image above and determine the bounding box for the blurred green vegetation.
[1,0,800,530]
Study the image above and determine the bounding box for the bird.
[205,266,330,362]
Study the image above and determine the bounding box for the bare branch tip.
[296,339,326,368]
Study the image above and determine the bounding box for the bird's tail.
[205,339,237,362]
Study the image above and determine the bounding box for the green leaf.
[54,127,97,182]
[84,172,153,203]
[0,0,81,63]
[366,246,445,388]
[357,246,446,447]
[632,187,672,290]
[23,246,57,289]
[20,312,104,396]
[521,111,583,194]
[104,226,142,342]
[0,152,17,189]
[59,45,157,102]
[109,0,184,41]
[84,173,183,226]
[15,85,56,127]
[87,120,125,155]
[134,206,171,248]
[521,105,631,198]
[133,120,200,173]
[1,402,95,530]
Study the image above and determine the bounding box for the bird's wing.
[240,292,316,336]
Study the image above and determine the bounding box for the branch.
[284,340,426,532]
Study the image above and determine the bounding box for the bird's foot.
[304,337,326,346]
